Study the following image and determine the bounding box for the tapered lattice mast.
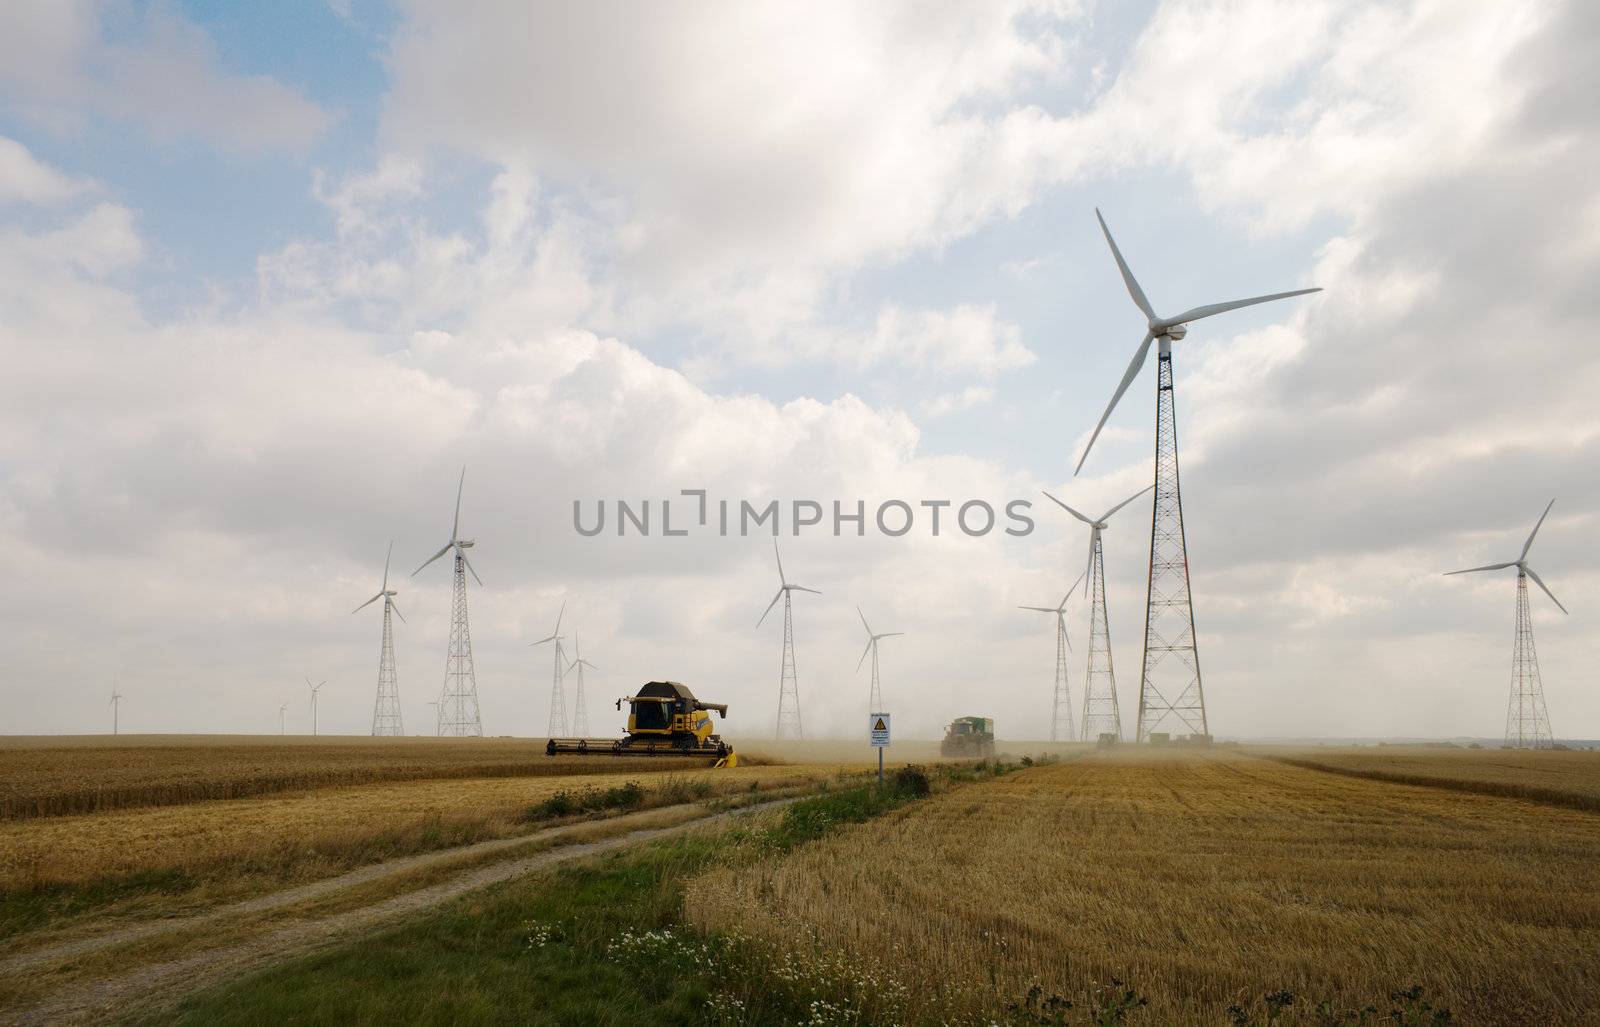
[1050,614,1075,742]
[1081,534,1122,740]
[868,640,883,715]
[1136,345,1208,741]
[546,641,568,737]
[571,661,589,736]
[371,601,404,735]
[1506,573,1553,749]
[776,591,803,738]
[439,551,483,736]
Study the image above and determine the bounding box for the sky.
[2,0,1597,742]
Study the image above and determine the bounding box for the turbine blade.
[390,599,406,623]
[352,592,383,614]
[773,539,787,586]
[1063,568,1087,609]
[857,638,873,672]
[382,540,393,592]
[452,466,465,542]
[1102,484,1155,521]
[1040,490,1095,525]
[529,635,556,647]
[1443,562,1515,575]
[1095,208,1154,319]
[1018,606,1057,613]
[790,585,822,595]
[1524,566,1568,615]
[757,588,783,628]
[554,599,566,637]
[878,632,904,638]
[463,554,483,587]
[1075,331,1156,475]
[1163,288,1322,327]
[1061,611,1073,653]
[858,605,872,637]
[413,542,452,577]
[1520,498,1556,561]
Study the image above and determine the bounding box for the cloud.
[0,1,331,151]
[0,135,97,204]
[920,386,997,418]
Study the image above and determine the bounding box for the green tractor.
[941,716,995,758]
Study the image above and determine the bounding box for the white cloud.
[0,135,96,204]
[0,1,330,151]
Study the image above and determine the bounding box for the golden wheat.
[0,736,736,820]
[1257,744,1600,812]
[687,747,1600,1025]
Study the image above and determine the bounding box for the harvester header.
[546,681,737,765]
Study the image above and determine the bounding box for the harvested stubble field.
[0,735,724,820]
[1258,744,1600,812]
[688,747,1600,1024]
[731,737,1090,765]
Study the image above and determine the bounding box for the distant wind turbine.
[414,467,484,736]
[353,540,405,736]
[565,633,597,737]
[1018,568,1087,742]
[759,541,819,739]
[530,602,569,737]
[110,680,123,736]
[855,607,903,715]
[1445,499,1568,749]
[306,677,327,737]
[279,702,289,736]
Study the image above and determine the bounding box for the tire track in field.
[0,802,709,975]
[3,796,799,1027]
[1250,753,1600,815]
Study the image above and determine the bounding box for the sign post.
[869,712,890,787]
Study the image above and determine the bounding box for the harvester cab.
[546,681,737,766]
[940,715,996,758]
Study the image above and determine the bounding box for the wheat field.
[1259,744,1600,812]
[687,747,1600,1024]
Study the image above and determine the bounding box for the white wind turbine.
[1018,568,1087,742]
[530,602,570,737]
[413,467,484,737]
[278,702,289,736]
[306,677,326,737]
[353,540,406,736]
[565,633,597,737]
[758,541,820,739]
[110,680,123,736]
[1042,485,1151,741]
[855,606,903,715]
[1076,209,1321,743]
[1445,498,1568,749]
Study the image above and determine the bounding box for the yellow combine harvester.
[545,680,738,767]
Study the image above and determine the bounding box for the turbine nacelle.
[1156,322,1187,340]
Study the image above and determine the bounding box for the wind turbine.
[1018,568,1087,742]
[426,700,440,736]
[353,540,405,736]
[1445,499,1568,749]
[530,602,569,737]
[279,702,288,736]
[1076,209,1321,743]
[758,541,820,739]
[110,680,123,736]
[306,677,326,737]
[1043,486,1150,741]
[855,607,903,715]
[565,633,597,737]
[414,467,484,736]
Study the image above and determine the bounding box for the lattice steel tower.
[1074,208,1319,744]
[856,606,902,719]
[1136,346,1208,742]
[567,635,596,737]
[530,603,569,737]
[1019,577,1082,742]
[414,468,484,737]
[1445,498,1566,750]
[1507,574,1553,749]
[759,542,818,740]
[1081,533,1122,741]
[354,541,406,736]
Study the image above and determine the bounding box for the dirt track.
[2,797,795,1026]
